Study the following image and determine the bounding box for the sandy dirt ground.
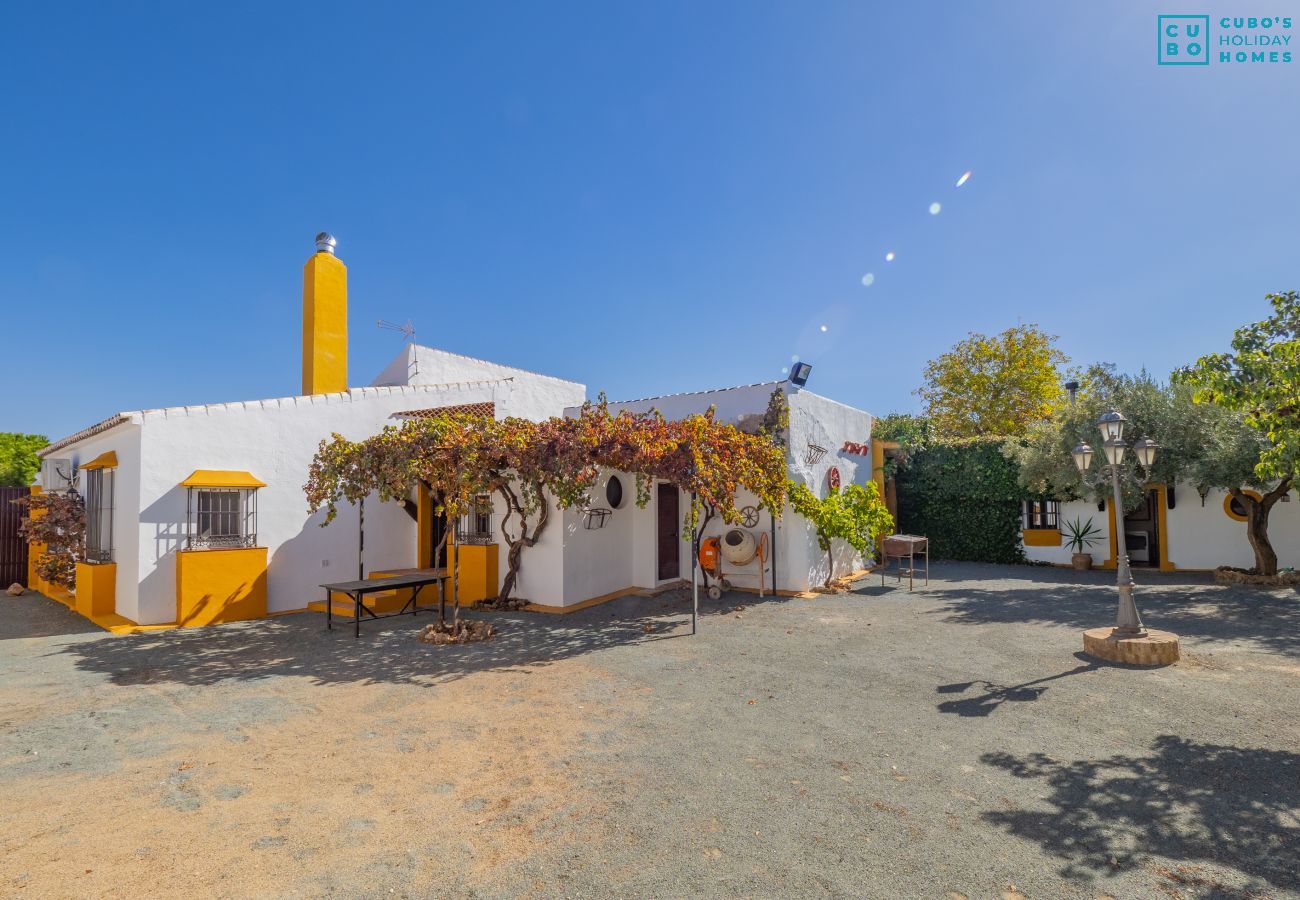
[2,563,1298,898]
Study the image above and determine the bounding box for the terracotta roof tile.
[392,401,496,420]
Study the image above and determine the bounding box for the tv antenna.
[377,319,420,382]
[377,319,416,343]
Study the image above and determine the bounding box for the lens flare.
[861,273,875,287]
[956,170,972,187]
[791,354,800,363]
[929,202,941,215]
[781,366,789,375]
[819,325,828,332]
[885,251,895,262]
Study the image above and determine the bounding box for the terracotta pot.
[1072,552,1093,571]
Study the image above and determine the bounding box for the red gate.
[0,487,30,587]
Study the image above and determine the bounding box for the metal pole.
[691,492,698,635]
[1109,464,1146,636]
[770,508,777,597]
[358,496,365,581]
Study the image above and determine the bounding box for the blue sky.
[3,2,1296,439]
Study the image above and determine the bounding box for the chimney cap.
[315,232,338,255]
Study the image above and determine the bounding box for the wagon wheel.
[739,505,760,528]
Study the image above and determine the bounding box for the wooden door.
[1122,490,1159,568]
[657,484,680,581]
[0,487,27,586]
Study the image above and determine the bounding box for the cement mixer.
[698,528,770,600]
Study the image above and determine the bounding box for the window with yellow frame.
[1223,489,1262,522]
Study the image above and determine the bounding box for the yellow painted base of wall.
[176,547,268,627]
[74,562,116,618]
[453,544,499,605]
[1023,529,1062,548]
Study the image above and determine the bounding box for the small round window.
[1223,490,1261,522]
[605,476,624,509]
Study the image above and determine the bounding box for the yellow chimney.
[302,232,348,395]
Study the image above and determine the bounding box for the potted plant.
[1063,516,1102,570]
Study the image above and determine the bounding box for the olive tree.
[1175,291,1300,575]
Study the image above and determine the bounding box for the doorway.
[420,488,450,570]
[1122,489,1161,568]
[656,483,680,581]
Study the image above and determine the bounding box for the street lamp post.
[1072,410,1180,665]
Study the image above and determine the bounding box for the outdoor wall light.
[1071,442,1093,474]
[789,362,813,387]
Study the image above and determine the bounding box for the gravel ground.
[1,562,1297,899]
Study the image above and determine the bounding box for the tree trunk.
[1246,506,1277,576]
[497,482,550,601]
[820,533,834,588]
[434,529,451,626]
[1233,479,1291,576]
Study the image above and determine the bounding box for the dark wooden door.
[0,487,29,587]
[657,484,680,581]
[429,494,449,569]
[1122,490,1159,568]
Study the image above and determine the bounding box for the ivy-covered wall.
[893,437,1027,564]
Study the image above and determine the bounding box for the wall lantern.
[789,362,813,387]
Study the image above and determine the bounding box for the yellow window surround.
[1223,489,1262,522]
[1022,528,1062,547]
[179,470,268,489]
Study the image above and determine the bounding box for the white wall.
[547,382,880,600]
[787,389,878,589]
[39,366,585,625]
[1167,486,1300,570]
[371,344,587,418]
[1021,485,1300,572]
[132,386,476,623]
[1022,499,1102,567]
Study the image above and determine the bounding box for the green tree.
[1011,364,1276,573]
[917,325,1068,438]
[0,433,47,487]
[787,480,894,588]
[871,413,933,449]
[1175,292,1300,575]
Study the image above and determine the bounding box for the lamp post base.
[1082,627,1181,666]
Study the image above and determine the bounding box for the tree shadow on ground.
[0,592,103,641]
[936,657,1101,716]
[916,562,1300,655]
[55,588,780,690]
[980,735,1300,895]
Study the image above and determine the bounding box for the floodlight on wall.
[788,362,813,387]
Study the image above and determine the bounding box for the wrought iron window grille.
[186,487,258,550]
[456,496,494,545]
[84,468,114,563]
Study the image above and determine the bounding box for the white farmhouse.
[33,236,887,630]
